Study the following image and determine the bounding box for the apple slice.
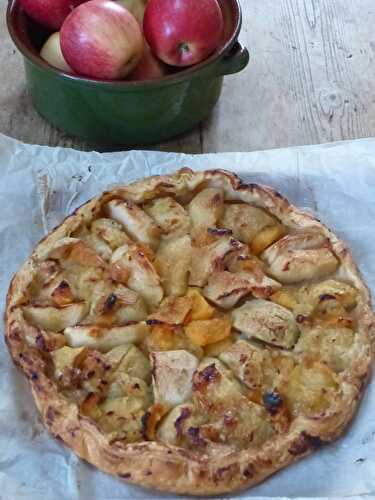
[23,302,88,332]
[106,199,161,250]
[64,322,149,350]
[110,244,163,308]
[151,350,198,407]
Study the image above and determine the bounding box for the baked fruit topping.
[6,169,374,496]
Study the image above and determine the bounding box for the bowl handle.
[216,42,250,76]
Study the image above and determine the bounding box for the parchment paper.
[0,133,375,500]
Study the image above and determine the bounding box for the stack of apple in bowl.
[23,0,225,81]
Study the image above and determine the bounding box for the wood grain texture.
[1,0,375,153]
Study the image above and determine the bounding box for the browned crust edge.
[4,168,375,496]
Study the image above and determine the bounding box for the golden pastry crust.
[5,168,375,496]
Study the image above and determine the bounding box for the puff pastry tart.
[5,169,375,495]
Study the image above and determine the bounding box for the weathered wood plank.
[202,0,375,152]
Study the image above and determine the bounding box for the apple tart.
[5,169,375,495]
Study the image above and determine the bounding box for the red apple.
[143,0,224,67]
[40,32,72,72]
[127,44,168,80]
[60,0,144,80]
[19,0,84,30]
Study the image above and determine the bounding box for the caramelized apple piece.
[157,403,199,447]
[106,199,161,250]
[106,373,150,401]
[23,302,88,332]
[91,218,131,249]
[97,396,147,442]
[82,282,148,326]
[111,244,163,308]
[219,340,265,391]
[73,225,113,261]
[192,358,273,450]
[64,322,149,351]
[24,324,67,352]
[232,299,299,349]
[144,196,190,239]
[299,279,358,314]
[284,361,339,417]
[154,236,192,296]
[48,238,106,269]
[189,237,244,287]
[147,296,193,326]
[51,280,75,306]
[104,344,151,381]
[189,188,224,231]
[203,270,280,309]
[151,350,199,407]
[219,340,295,394]
[222,203,279,244]
[295,326,354,373]
[141,403,169,440]
[51,345,87,379]
[262,233,338,284]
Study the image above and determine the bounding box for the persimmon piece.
[185,318,231,346]
[204,335,235,357]
[186,288,215,321]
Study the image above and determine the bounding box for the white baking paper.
[0,133,374,500]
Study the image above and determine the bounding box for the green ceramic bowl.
[7,0,249,146]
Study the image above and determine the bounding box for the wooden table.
[1,0,375,153]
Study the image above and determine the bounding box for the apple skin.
[40,32,72,72]
[127,44,169,81]
[60,0,144,80]
[143,0,224,67]
[19,0,84,30]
